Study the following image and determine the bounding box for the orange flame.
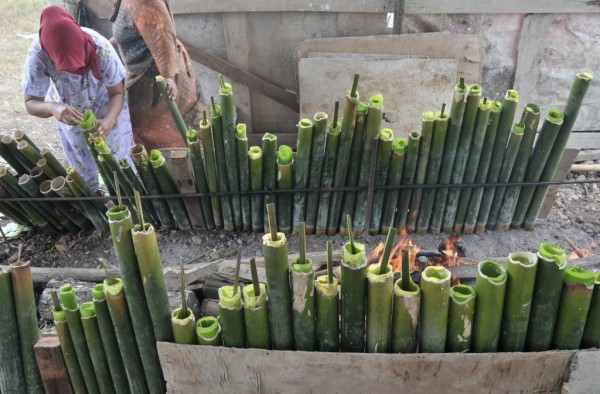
[368,227,421,273]
[451,276,461,286]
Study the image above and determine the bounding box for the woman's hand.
[93,118,115,139]
[52,104,84,125]
[164,77,178,100]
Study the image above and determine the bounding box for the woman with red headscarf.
[22,5,135,189]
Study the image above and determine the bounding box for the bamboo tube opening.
[39,180,51,194]
[79,302,96,318]
[92,284,105,301]
[369,93,384,107]
[197,316,220,338]
[478,260,507,283]
[490,100,503,113]
[118,158,130,169]
[171,307,194,322]
[435,110,449,120]
[16,140,28,150]
[52,307,66,322]
[299,119,313,128]
[36,158,47,168]
[342,242,366,268]
[0,165,7,176]
[508,252,537,268]
[409,130,421,141]
[577,72,593,80]
[316,275,339,297]
[14,130,25,140]
[130,143,146,157]
[149,149,165,167]
[506,89,519,101]
[357,101,368,113]
[236,124,247,138]
[423,111,435,122]
[243,283,267,308]
[50,176,67,191]
[132,222,153,233]
[17,174,29,185]
[59,284,78,310]
[218,285,243,308]
[392,137,407,152]
[80,109,96,131]
[450,284,475,302]
[10,259,29,269]
[525,103,541,115]
[31,166,43,177]
[291,257,313,273]
[479,98,492,110]
[468,84,482,95]
[248,146,262,159]
[393,277,419,296]
[107,205,129,221]
[563,266,597,286]
[422,266,450,282]
[1,135,14,144]
[314,112,328,122]
[380,128,394,141]
[539,242,566,267]
[186,128,198,142]
[368,262,393,279]
[262,232,286,247]
[104,278,123,296]
[547,108,565,124]
[219,80,233,95]
[277,145,293,165]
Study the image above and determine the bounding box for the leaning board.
[157,342,575,393]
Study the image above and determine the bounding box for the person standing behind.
[22,5,135,190]
[112,0,204,149]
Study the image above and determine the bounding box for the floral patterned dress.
[22,28,135,189]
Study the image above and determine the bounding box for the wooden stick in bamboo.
[10,254,44,394]
[406,111,435,233]
[339,102,368,236]
[327,74,360,235]
[263,203,294,349]
[0,267,26,393]
[236,123,252,232]
[305,112,329,234]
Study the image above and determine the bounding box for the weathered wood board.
[34,336,73,394]
[157,342,576,393]
[299,56,457,135]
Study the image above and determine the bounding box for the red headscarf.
[39,5,103,80]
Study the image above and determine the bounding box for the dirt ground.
[0,0,598,271]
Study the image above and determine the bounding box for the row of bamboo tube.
[0,73,592,236]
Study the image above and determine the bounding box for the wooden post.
[34,335,73,394]
[167,149,207,231]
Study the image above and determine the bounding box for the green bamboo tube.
[277,145,294,234]
[218,286,246,348]
[61,174,107,231]
[0,135,30,174]
[453,97,493,232]
[582,273,600,348]
[262,231,293,349]
[118,159,160,225]
[366,261,393,353]
[463,100,503,233]
[94,137,134,196]
[243,283,271,349]
[316,122,341,235]
[552,266,596,350]
[416,109,450,234]
[315,275,339,352]
[495,104,541,231]
[80,109,112,188]
[16,140,43,169]
[66,167,108,213]
[292,119,313,233]
[327,84,360,235]
[525,242,567,351]
[102,279,150,393]
[236,124,251,231]
[406,112,435,233]
[369,128,394,235]
[41,147,68,177]
[512,109,564,228]
[19,174,75,233]
[1,135,32,173]
[394,131,421,230]
[155,75,187,142]
[446,284,476,353]
[0,268,26,394]
[475,90,519,233]
[97,156,117,196]
[59,284,100,394]
[187,128,215,230]
[199,112,222,228]
[485,122,526,230]
[499,252,538,352]
[391,276,420,353]
[36,157,58,180]
[305,112,329,234]
[106,205,165,393]
[10,260,43,394]
[91,285,129,394]
[353,93,384,234]
[130,144,175,228]
[340,241,367,352]
[218,78,242,230]
[429,80,469,233]
[53,308,87,394]
[381,138,407,234]
[171,307,196,345]
[132,221,174,342]
[473,260,507,353]
[419,266,450,352]
[291,257,315,351]
[262,133,278,233]
[39,179,89,231]
[524,72,593,230]
[210,101,234,231]
[339,103,368,236]
[51,175,92,219]
[149,149,191,231]
[14,130,40,154]
[249,146,264,233]
[441,84,482,233]
[30,165,50,184]
[196,316,222,346]
[79,302,114,393]
[0,183,32,225]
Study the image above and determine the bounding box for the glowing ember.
[367,227,420,273]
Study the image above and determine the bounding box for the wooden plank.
[566,132,600,149]
[168,0,600,14]
[180,39,299,113]
[163,259,222,292]
[296,33,484,83]
[34,336,74,394]
[221,13,254,131]
[0,265,120,284]
[575,149,600,162]
[157,342,577,393]
[168,149,205,231]
[538,148,580,219]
